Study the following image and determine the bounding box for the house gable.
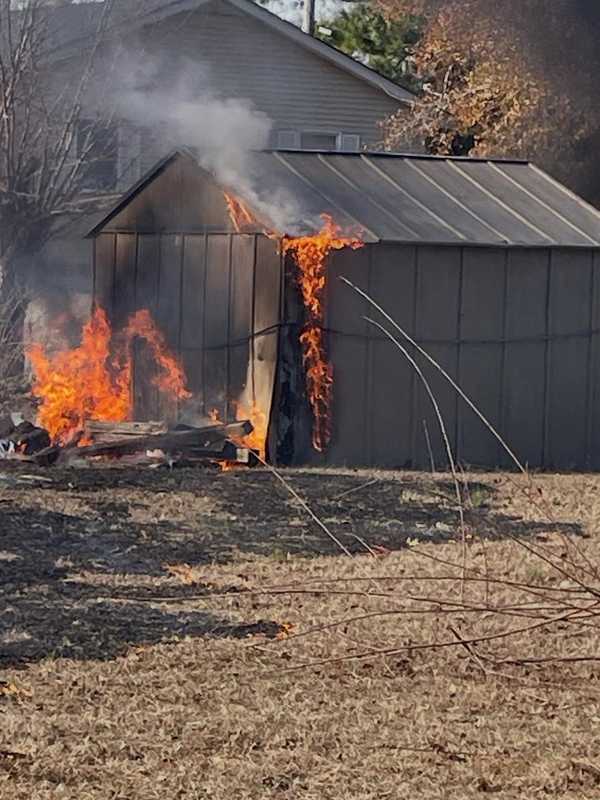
[50,0,413,104]
[50,0,414,192]
[129,1,403,152]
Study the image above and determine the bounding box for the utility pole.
[302,0,315,35]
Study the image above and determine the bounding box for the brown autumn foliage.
[380,0,600,203]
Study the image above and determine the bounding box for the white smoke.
[114,54,313,233]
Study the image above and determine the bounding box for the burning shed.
[87,149,600,470]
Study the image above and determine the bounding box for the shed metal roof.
[89,150,600,248]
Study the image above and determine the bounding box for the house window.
[338,134,361,152]
[76,118,119,191]
[275,130,361,152]
[300,131,338,151]
[276,130,301,149]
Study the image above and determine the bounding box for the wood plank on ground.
[56,421,253,463]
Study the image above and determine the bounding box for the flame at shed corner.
[27,308,190,443]
[223,192,364,453]
[283,214,363,452]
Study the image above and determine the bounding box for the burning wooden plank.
[0,420,52,460]
[13,423,51,455]
[84,420,168,443]
[55,420,253,464]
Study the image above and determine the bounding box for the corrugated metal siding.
[94,229,282,434]
[318,243,600,470]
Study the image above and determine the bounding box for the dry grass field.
[1,464,600,798]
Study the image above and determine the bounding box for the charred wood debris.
[0,416,256,469]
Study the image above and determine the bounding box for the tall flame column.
[283,214,363,452]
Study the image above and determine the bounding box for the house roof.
[46,0,414,104]
[88,149,600,248]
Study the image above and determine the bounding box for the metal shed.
[88,149,600,470]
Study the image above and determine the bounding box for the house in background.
[33,0,413,307]
[49,0,414,192]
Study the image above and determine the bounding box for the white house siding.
[61,0,408,187]
[142,1,401,138]
[40,0,407,294]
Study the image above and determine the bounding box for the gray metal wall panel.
[203,234,231,418]
[113,234,137,330]
[136,235,160,313]
[228,235,255,419]
[180,235,207,406]
[94,233,115,314]
[254,237,281,368]
[457,248,505,466]
[180,236,206,350]
[250,237,281,456]
[502,249,549,468]
[156,235,184,422]
[588,252,600,469]
[325,246,370,465]
[133,234,161,420]
[230,236,255,342]
[545,250,593,468]
[323,243,600,470]
[157,235,183,349]
[367,245,417,467]
[412,246,461,468]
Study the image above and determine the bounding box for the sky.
[68,0,348,27]
[260,0,347,26]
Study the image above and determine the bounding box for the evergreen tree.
[317,3,423,88]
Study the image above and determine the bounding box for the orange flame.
[122,309,190,400]
[236,402,267,458]
[224,192,256,233]
[282,214,363,452]
[210,402,267,469]
[27,307,190,444]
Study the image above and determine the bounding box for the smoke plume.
[114,53,312,233]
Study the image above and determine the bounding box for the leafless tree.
[0,0,116,293]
